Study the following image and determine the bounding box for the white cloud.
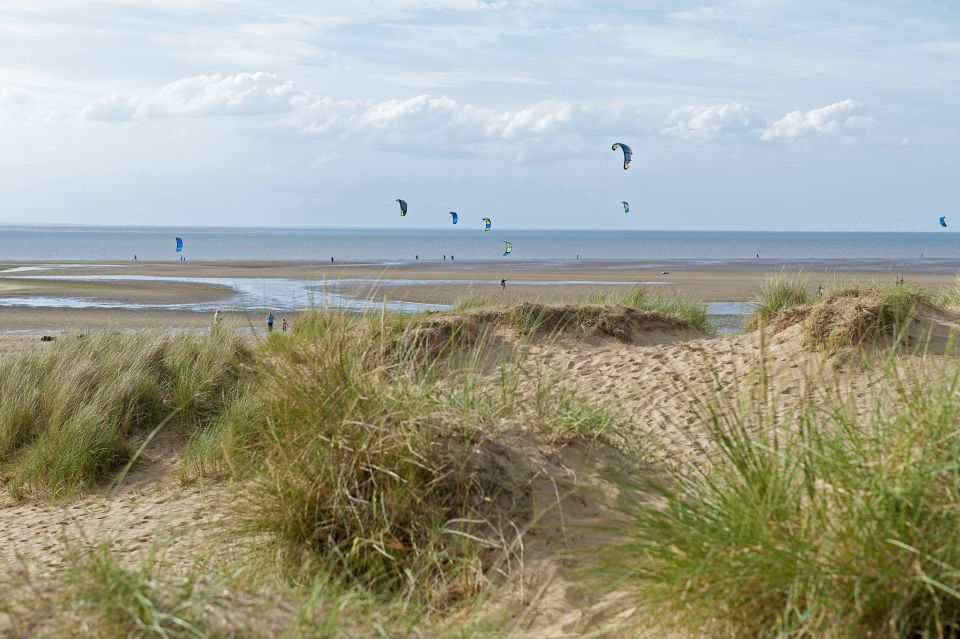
[141,72,304,118]
[662,102,764,139]
[0,88,34,111]
[761,99,875,140]
[82,73,306,121]
[285,93,643,153]
[81,94,138,122]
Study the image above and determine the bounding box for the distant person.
[213,309,221,325]
[817,286,823,297]
[331,257,334,263]
[756,253,759,259]
[451,255,454,261]
[501,278,507,291]
[134,255,137,261]
[266,312,275,332]
[281,317,288,332]
[416,255,419,261]
[443,255,446,261]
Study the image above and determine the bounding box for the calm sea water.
[0,225,958,263]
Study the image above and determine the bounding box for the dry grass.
[180,310,618,608]
[802,283,936,352]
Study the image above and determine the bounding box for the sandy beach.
[0,260,954,336]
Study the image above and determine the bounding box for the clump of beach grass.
[804,282,936,352]
[181,310,617,605]
[591,287,711,334]
[0,331,251,500]
[602,352,960,637]
[746,274,812,329]
[0,545,232,638]
[449,287,711,338]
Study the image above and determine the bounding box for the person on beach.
[416,255,419,261]
[451,255,454,261]
[266,312,275,332]
[817,286,823,297]
[213,309,221,326]
[331,257,334,263]
[501,278,507,291]
[281,317,288,332]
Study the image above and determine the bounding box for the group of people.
[213,309,288,333]
[266,312,288,332]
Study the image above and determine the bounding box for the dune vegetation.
[603,353,960,637]
[454,285,711,334]
[5,284,960,637]
[745,273,812,329]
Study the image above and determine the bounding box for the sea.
[0,225,958,265]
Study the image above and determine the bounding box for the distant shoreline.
[0,261,952,337]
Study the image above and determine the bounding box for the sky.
[0,0,957,231]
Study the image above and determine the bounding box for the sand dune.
[3,298,960,636]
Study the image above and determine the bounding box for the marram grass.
[601,352,960,637]
[0,330,251,500]
[181,310,618,604]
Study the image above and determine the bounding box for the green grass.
[938,275,960,310]
[804,282,936,352]
[452,287,711,334]
[181,311,617,605]
[0,331,251,500]
[51,546,220,638]
[746,274,812,329]
[602,355,960,637]
[587,287,711,333]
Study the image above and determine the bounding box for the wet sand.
[0,260,953,333]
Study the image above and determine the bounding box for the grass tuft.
[0,331,251,500]
[182,311,618,605]
[804,282,935,352]
[746,274,812,330]
[603,353,960,637]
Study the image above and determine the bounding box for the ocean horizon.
[0,225,958,263]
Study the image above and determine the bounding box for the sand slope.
[3,304,957,636]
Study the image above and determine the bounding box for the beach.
[0,260,953,336]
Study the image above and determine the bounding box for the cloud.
[292,94,643,152]
[761,99,875,140]
[81,72,874,158]
[662,102,764,139]
[81,93,138,122]
[82,73,306,121]
[0,88,34,111]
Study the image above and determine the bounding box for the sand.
[0,310,866,636]
[0,260,953,335]
[0,261,957,635]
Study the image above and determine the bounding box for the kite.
[940,216,948,228]
[620,201,630,214]
[503,241,512,256]
[176,237,183,252]
[450,211,459,224]
[396,199,408,216]
[482,217,492,231]
[612,142,632,170]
